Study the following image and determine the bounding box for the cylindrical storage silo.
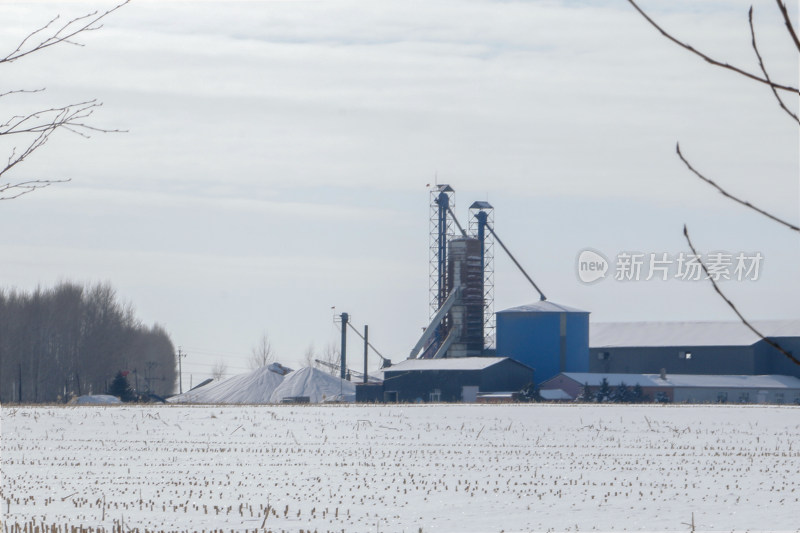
[496,301,589,383]
[447,238,484,356]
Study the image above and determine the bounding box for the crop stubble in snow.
[1,404,799,532]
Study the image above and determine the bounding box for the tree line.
[577,379,665,404]
[0,281,176,403]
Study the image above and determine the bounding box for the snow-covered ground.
[2,404,798,532]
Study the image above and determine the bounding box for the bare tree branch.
[626,0,799,94]
[0,178,70,201]
[0,88,45,99]
[0,1,130,65]
[683,225,800,367]
[749,7,800,124]
[775,0,800,52]
[0,100,123,198]
[0,100,124,138]
[676,143,800,233]
[1,3,128,200]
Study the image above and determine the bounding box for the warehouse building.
[365,357,534,403]
[589,320,800,379]
[541,372,800,404]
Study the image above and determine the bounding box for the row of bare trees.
[0,281,176,403]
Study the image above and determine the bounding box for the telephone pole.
[177,347,187,394]
[340,312,348,380]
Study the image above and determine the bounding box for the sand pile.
[270,367,356,403]
[168,364,355,404]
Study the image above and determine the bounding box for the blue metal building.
[589,320,800,379]
[496,301,590,383]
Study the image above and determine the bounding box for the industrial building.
[541,372,800,404]
[349,185,800,404]
[373,357,533,403]
[589,320,800,379]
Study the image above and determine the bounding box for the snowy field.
[2,404,799,533]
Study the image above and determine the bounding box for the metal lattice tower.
[429,185,456,320]
[469,201,495,350]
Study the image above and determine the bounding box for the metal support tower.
[469,201,495,350]
[429,185,455,319]
[428,185,456,356]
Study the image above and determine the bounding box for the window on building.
[774,392,784,404]
[679,351,692,360]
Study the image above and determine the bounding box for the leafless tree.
[0,1,128,200]
[318,342,341,376]
[629,0,799,366]
[211,360,228,381]
[303,343,317,368]
[0,281,177,403]
[249,332,275,369]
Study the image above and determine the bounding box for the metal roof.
[560,372,800,389]
[590,320,800,348]
[498,301,589,314]
[539,389,572,400]
[385,357,516,372]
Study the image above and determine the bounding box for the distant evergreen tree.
[520,382,542,402]
[109,371,134,402]
[596,378,612,403]
[577,382,594,403]
[631,383,645,403]
[655,391,671,403]
[612,382,633,403]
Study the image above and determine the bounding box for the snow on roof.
[385,357,512,372]
[539,389,572,401]
[590,320,800,348]
[70,394,122,405]
[561,372,800,390]
[168,364,285,404]
[498,301,589,314]
[269,367,355,403]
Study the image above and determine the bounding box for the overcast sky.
[2,0,798,387]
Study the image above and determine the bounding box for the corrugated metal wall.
[588,345,757,375]
[496,307,589,384]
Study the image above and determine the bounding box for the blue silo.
[496,301,590,383]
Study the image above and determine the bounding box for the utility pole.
[363,324,369,384]
[340,312,348,380]
[144,361,158,393]
[177,347,187,394]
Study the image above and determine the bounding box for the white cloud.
[1,0,797,378]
